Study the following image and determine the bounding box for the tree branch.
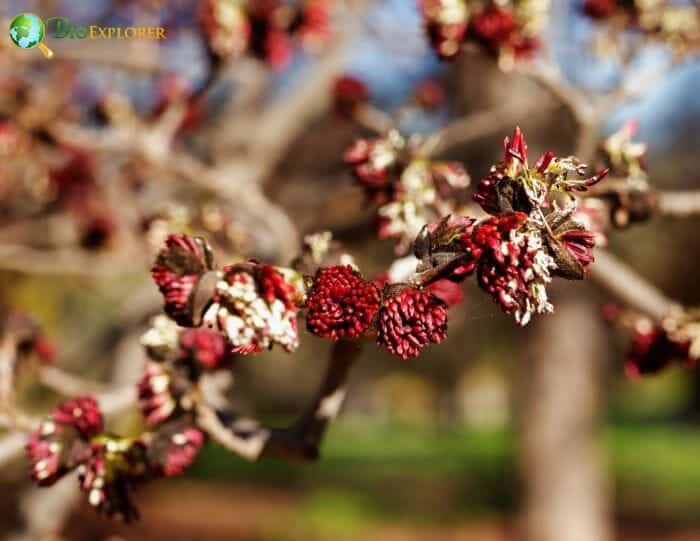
[589,250,680,322]
[421,99,557,157]
[197,339,362,462]
[657,190,700,218]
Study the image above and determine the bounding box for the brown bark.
[517,292,612,541]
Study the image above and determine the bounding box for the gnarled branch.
[197,339,362,462]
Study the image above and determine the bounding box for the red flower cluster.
[179,327,230,370]
[306,265,381,340]
[151,234,214,326]
[420,1,541,62]
[52,396,103,436]
[421,0,469,60]
[198,0,251,60]
[27,396,103,486]
[28,393,206,521]
[469,213,555,325]
[333,75,369,119]
[343,133,405,200]
[377,287,448,359]
[203,261,300,354]
[144,423,205,478]
[468,6,516,52]
[149,427,204,477]
[603,307,697,379]
[583,0,617,19]
[199,0,330,69]
[473,126,531,215]
[467,6,538,59]
[624,322,690,379]
[581,0,699,55]
[137,362,178,426]
[256,262,299,310]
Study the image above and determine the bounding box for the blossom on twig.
[306,265,381,340]
[151,234,215,326]
[27,396,103,486]
[202,262,300,354]
[376,287,448,359]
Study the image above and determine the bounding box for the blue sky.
[3,0,698,163]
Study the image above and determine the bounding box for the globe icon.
[9,13,45,49]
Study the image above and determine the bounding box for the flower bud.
[306,265,381,340]
[376,287,448,359]
[26,396,103,486]
[151,234,215,326]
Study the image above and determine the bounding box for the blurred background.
[1,0,700,539]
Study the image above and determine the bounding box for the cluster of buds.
[377,159,471,254]
[564,122,655,236]
[137,362,184,426]
[421,0,548,66]
[604,306,700,378]
[304,263,450,359]
[414,127,603,325]
[202,261,301,354]
[77,435,147,522]
[582,0,700,57]
[139,315,235,426]
[471,214,555,324]
[151,234,310,358]
[343,130,406,200]
[589,122,658,229]
[199,0,331,69]
[344,131,471,254]
[27,395,205,521]
[306,265,381,340]
[376,287,449,359]
[151,234,216,326]
[421,0,470,59]
[473,127,609,215]
[27,397,103,486]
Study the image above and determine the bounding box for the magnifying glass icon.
[9,13,54,59]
